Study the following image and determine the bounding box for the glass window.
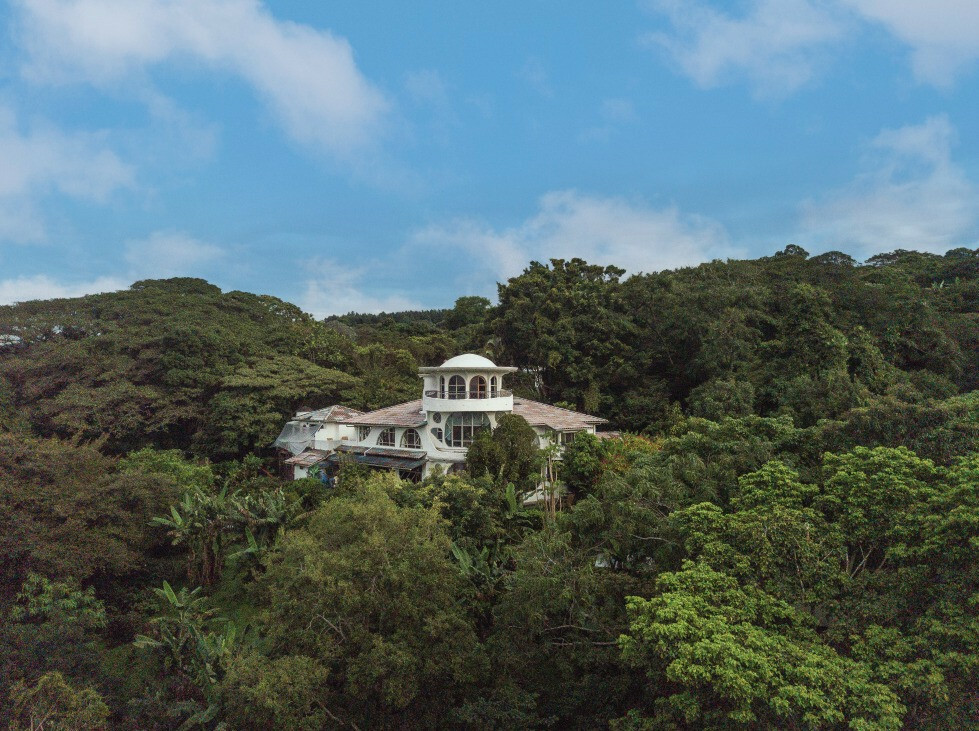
[560,431,577,445]
[401,428,421,449]
[377,428,396,446]
[358,426,371,441]
[490,376,498,397]
[469,375,487,399]
[430,427,443,442]
[445,412,490,447]
[439,376,446,399]
[448,375,466,399]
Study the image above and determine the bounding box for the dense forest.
[1,245,978,729]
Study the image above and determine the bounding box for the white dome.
[439,353,497,369]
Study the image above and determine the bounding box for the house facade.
[275,353,607,481]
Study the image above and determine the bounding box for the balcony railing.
[424,389,512,399]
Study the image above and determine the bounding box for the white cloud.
[841,0,979,85]
[519,57,554,98]
[647,0,979,93]
[645,0,847,96]
[801,116,979,256]
[0,106,133,202]
[579,98,639,142]
[0,105,134,243]
[14,0,389,160]
[413,190,736,282]
[299,259,423,317]
[124,230,225,278]
[0,274,128,305]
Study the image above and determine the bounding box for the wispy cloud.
[299,259,423,317]
[0,274,128,305]
[519,57,554,98]
[644,0,848,96]
[801,115,979,256]
[841,0,979,86]
[579,97,639,142]
[413,190,737,283]
[13,0,389,162]
[124,230,226,278]
[646,0,979,94]
[0,104,134,243]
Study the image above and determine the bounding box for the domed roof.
[439,353,497,369]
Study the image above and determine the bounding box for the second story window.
[469,375,487,399]
[490,376,498,397]
[377,428,396,446]
[445,412,490,447]
[358,426,371,441]
[448,375,466,399]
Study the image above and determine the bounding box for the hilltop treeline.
[1,246,978,729]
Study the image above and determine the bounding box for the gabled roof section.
[294,405,364,423]
[340,399,427,428]
[283,449,331,467]
[512,398,608,431]
[342,396,607,432]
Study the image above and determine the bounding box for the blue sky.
[1,0,978,314]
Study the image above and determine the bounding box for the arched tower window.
[445,412,490,447]
[377,428,396,446]
[469,375,487,399]
[448,375,466,399]
[401,428,421,449]
[490,375,498,397]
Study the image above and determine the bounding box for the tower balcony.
[423,390,513,413]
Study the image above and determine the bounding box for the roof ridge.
[513,396,605,420]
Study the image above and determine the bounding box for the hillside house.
[274,353,607,481]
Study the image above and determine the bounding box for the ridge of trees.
[0,246,978,728]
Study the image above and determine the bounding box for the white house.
[275,353,607,481]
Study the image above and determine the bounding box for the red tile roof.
[340,400,427,427]
[296,405,365,422]
[512,398,608,430]
[341,397,606,431]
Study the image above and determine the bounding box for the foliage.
[8,672,110,731]
[248,477,486,728]
[134,582,241,704]
[464,413,543,493]
[1,248,978,727]
[620,561,904,729]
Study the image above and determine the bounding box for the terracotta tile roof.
[295,405,364,422]
[340,399,427,427]
[595,430,622,440]
[284,449,331,467]
[341,397,607,431]
[512,398,608,431]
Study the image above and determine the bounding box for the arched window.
[469,375,487,399]
[448,375,466,399]
[401,428,421,449]
[439,376,446,399]
[358,426,371,441]
[490,375,498,397]
[445,412,490,447]
[377,428,396,446]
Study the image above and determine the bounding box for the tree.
[134,581,241,726]
[250,477,485,728]
[620,561,904,729]
[465,413,542,493]
[0,432,179,591]
[8,672,110,731]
